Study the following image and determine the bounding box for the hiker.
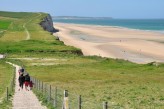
[18,67,25,75]
[20,67,24,73]
[24,73,30,91]
[29,80,34,90]
[18,68,22,75]
[18,73,25,91]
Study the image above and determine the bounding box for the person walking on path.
[29,80,34,90]
[18,66,25,75]
[18,73,25,91]
[24,73,30,91]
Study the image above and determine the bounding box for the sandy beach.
[53,23,164,64]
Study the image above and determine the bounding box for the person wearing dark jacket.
[24,73,30,91]
[18,67,25,75]
[18,74,25,91]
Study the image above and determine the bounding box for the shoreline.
[53,23,164,64]
[53,22,164,35]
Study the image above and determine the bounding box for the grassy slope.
[0,11,164,108]
[0,60,13,96]
[0,18,12,37]
[0,11,81,53]
[0,40,80,53]
[22,57,163,108]
[0,21,11,30]
[0,60,13,108]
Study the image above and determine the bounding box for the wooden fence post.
[103,101,108,109]
[12,67,15,92]
[39,80,40,91]
[54,87,57,107]
[44,84,46,95]
[11,78,14,92]
[6,87,8,101]
[63,90,69,109]
[42,81,43,93]
[38,80,39,90]
[35,78,37,89]
[49,85,51,102]
[35,78,36,89]
[79,95,82,109]
[35,78,38,90]
[34,78,36,89]
[37,79,39,90]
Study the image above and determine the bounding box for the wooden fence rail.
[31,76,110,109]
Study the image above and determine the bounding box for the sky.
[0,0,164,19]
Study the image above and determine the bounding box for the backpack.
[25,75,30,81]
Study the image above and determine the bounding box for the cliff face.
[40,14,56,32]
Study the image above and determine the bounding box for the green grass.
[33,90,56,109]
[0,11,36,19]
[0,100,12,109]
[0,40,81,54]
[0,60,13,96]
[13,56,163,109]
[0,12,47,41]
[0,11,164,109]
[0,11,81,54]
[0,60,13,109]
[0,20,12,38]
[0,21,12,30]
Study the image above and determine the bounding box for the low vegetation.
[0,21,11,30]
[16,56,163,109]
[0,11,164,108]
[0,40,81,54]
[0,60,13,109]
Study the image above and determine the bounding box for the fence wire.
[31,76,122,109]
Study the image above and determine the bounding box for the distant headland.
[53,16,113,20]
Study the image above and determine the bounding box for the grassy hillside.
[0,19,12,37]
[0,11,81,53]
[13,56,163,109]
[0,11,82,108]
[0,40,81,54]
[0,11,36,18]
[0,60,13,97]
[0,21,11,30]
[0,60,13,108]
[0,11,164,108]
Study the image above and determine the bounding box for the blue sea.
[53,18,164,32]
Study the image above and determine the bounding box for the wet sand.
[53,23,164,64]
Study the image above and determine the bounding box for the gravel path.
[23,13,41,40]
[7,62,47,109]
[0,54,3,59]
[23,23,30,40]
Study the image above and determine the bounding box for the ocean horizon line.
[53,16,164,20]
[53,18,164,32]
[53,22,164,34]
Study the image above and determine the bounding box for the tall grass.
[0,60,13,96]
[0,60,13,108]
[1,11,164,108]
[13,56,164,109]
[0,40,81,54]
